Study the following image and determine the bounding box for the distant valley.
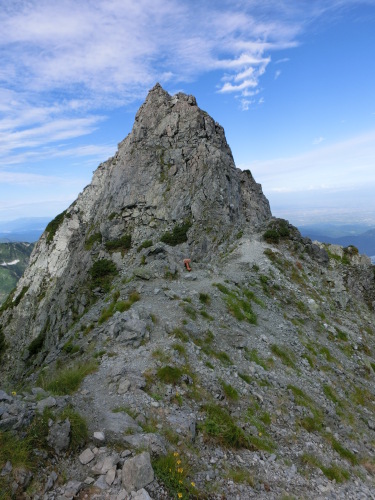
[0,217,49,243]
[298,223,375,263]
[0,242,34,303]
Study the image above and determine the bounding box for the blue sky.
[1,0,375,226]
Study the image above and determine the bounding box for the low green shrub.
[45,210,69,243]
[28,330,46,357]
[157,365,183,384]
[137,240,153,252]
[161,221,192,246]
[85,232,102,250]
[62,339,80,354]
[90,259,118,291]
[105,234,132,252]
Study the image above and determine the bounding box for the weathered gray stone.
[105,466,116,485]
[91,452,120,475]
[43,471,58,493]
[166,412,196,441]
[131,488,153,500]
[79,448,95,465]
[121,452,154,492]
[1,460,12,476]
[47,418,70,454]
[122,433,167,456]
[93,431,106,444]
[36,396,56,413]
[0,390,12,402]
[63,480,82,497]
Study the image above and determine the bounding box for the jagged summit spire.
[0,85,272,377]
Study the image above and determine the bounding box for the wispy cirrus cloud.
[1,0,373,223]
[246,129,375,195]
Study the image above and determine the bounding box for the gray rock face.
[0,84,272,378]
[47,418,71,454]
[121,452,154,492]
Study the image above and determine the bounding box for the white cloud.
[245,129,375,195]
[313,136,325,145]
[275,70,281,79]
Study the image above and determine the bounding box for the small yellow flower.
[178,468,183,474]
[169,468,172,472]
[191,482,196,487]
[179,480,183,484]
[178,494,183,499]
[11,391,16,396]
[177,459,181,464]
[259,432,262,436]
[173,452,179,457]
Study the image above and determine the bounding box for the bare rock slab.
[79,448,95,465]
[122,452,154,492]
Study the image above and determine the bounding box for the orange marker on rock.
[183,258,191,272]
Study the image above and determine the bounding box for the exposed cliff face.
[0,84,271,376]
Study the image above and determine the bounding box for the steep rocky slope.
[1,86,375,500]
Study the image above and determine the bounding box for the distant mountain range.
[0,217,49,243]
[298,223,375,261]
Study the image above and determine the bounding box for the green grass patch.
[62,338,80,354]
[323,384,342,406]
[28,330,47,357]
[225,466,254,487]
[200,310,214,320]
[98,290,140,324]
[39,360,98,395]
[288,384,324,432]
[244,347,272,370]
[214,351,233,366]
[202,404,249,449]
[214,283,257,324]
[171,327,189,342]
[152,451,195,499]
[329,437,358,465]
[182,304,197,320]
[60,406,88,450]
[220,380,239,400]
[302,453,350,483]
[172,342,187,356]
[271,344,296,368]
[156,365,183,384]
[199,293,211,305]
[238,373,252,384]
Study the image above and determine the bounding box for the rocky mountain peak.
[0,84,271,375]
[1,86,375,499]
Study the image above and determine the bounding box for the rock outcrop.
[0,83,271,378]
